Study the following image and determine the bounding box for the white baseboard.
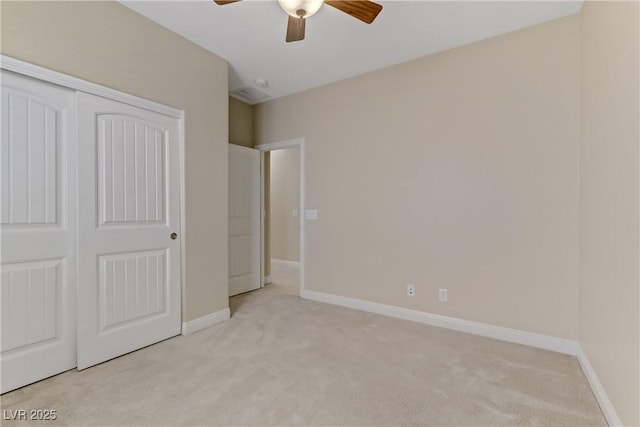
[271,259,300,269]
[300,289,578,355]
[263,275,272,285]
[576,346,622,426]
[181,308,230,336]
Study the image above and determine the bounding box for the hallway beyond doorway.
[266,261,299,296]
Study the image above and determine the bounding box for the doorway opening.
[257,139,305,297]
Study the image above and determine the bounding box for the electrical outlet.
[439,288,448,302]
[407,284,415,297]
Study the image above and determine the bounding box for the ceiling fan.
[213,0,383,42]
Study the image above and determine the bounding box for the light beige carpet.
[1,264,605,426]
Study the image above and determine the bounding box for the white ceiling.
[121,0,582,104]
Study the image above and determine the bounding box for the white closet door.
[228,144,260,296]
[76,92,181,370]
[0,71,77,393]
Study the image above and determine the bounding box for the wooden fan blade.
[325,1,383,24]
[286,15,306,42]
[214,0,240,5]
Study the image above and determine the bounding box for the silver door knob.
[170,233,178,240]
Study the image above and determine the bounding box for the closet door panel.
[76,92,182,370]
[0,70,76,394]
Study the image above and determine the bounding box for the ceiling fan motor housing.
[278,0,324,18]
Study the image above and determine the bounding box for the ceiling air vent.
[229,86,270,104]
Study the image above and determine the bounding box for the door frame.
[255,138,306,294]
[0,55,187,336]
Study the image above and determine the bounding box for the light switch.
[305,209,318,220]
[293,209,299,217]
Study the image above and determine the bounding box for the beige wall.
[229,96,254,148]
[1,1,230,321]
[256,15,581,339]
[270,148,300,262]
[579,1,640,425]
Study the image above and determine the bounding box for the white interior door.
[228,144,260,296]
[76,92,181,370]
[0,71,76,393]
